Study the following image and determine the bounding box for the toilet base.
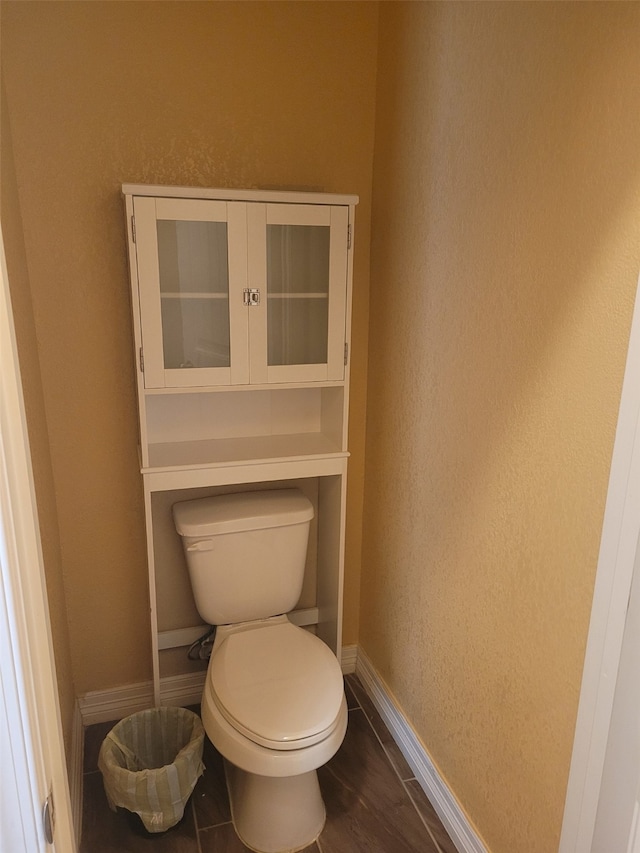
[224,759,326,853]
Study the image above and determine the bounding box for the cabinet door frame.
[134,197,249,388]
[247,203,349,385]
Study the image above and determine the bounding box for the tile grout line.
[353,691,411,779]
[400,776,445,853]
[345,677,362,713]
[192,799,204,853]
[192,805,236,833]
[196,819,236,831]
[311,678,352,853]
[350,676,444,853]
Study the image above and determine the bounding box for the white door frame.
[560,270,640,852]
[0,226,76,852]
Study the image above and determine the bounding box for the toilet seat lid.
[210,622,344,750]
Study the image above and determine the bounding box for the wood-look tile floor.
[81,675,457,853]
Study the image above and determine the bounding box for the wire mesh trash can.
[98,706,205,833]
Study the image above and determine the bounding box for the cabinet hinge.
[131,215,136,244]
[43,788,55,845]
[347,224,352,250]
[344,342,349,366]
[139,347,144,373]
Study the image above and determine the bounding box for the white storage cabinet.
[123,185,357,705]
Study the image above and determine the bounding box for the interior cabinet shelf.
[161,292,228,299]
[145,433,347,472]
[268,293,327,298]
[159,292,327,299]
[143,380,346,395]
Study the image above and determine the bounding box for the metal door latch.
[243,288,260,307]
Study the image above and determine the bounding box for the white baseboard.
[341,643,357,674]
[77,671,211,725]
[159,671,206,708]
[78,680,155,726]
[69,700,84,848]
[355,647,488,853]
[79,644,358,726]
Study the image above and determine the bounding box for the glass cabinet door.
[156,218,229,370]
[134,196,349,389]
[266,222,330,367]
[134,197,248,388]
[247,203,349,384]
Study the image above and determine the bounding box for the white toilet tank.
[172,489,314,626]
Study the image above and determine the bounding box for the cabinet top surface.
[122,183,359,206]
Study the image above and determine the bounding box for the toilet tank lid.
[172,489,314,537]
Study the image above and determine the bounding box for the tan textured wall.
[1,0,377,693]
[363,4,640,853]
[1,82,77,763]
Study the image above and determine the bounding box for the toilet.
[172,488,347,853]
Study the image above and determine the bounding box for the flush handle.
[186,539,215,552]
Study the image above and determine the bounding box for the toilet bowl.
[201,617,347,852]
[172,490,347,853]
